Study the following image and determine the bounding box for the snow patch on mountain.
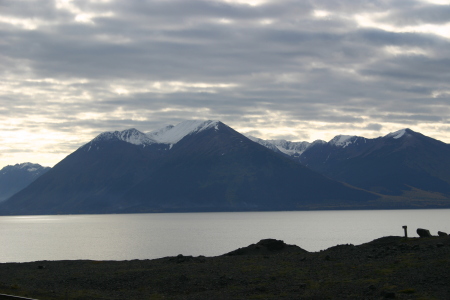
[387,129,407,139]
[329,135,357,148]
[248,136,311,156]
[3,162,47,173]
[0,163,49,176]
[247,136,281,152]
[92,128,156,146]
[274,140,310,154]
[146,125,175,140]
[148,120,220,144]
[85,121,220,149]
[16,163,37,170]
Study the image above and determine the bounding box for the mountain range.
[1,121,449,215]
[250,128,450,206]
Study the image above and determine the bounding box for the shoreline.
[1,235,449,299]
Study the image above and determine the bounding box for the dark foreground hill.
[1,234,449,299]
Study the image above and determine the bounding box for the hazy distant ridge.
[0,163,50,202]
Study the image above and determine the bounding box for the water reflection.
[0,209,449,263]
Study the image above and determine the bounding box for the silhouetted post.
[402,225,408,238]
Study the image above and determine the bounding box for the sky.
[1,0,450,168]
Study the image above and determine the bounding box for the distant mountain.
[253,129,450,203]
[247,136,311,159]
[0,163,50,201]
[0,121,378,215]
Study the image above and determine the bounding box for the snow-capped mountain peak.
[329,135,357,148]
[148,120,220,144]
[92,128,157,146]
[386,129,408,139]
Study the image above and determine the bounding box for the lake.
[0,209,449,263]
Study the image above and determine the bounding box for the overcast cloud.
[1,0,449,168]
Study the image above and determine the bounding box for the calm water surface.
[0,209,449,263]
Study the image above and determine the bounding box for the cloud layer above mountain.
[1,0,449,167]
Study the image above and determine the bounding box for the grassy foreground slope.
[0,235,449,299]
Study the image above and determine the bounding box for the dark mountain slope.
[300,129,450,196]
[121,123,378,212]
[2,134,170,215]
